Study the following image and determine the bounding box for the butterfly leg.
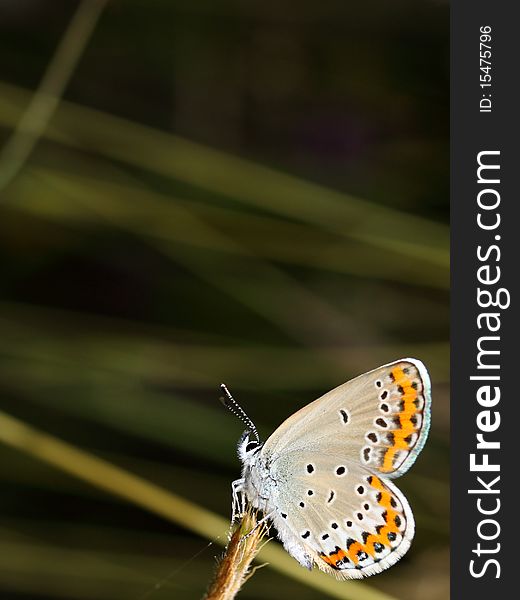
[231,478,245,521]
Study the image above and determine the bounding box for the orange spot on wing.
[369,476,401,546]
[320,547,348,567]
[380,366,419,473]
[347,542,363,564]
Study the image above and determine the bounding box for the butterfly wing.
[268,455,414,579]
[262,358,431,478]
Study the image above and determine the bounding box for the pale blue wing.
[267,456,414,579]
[262,358,431,478]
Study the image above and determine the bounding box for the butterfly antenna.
[220,384,260,442]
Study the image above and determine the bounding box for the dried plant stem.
[203,508,268,600]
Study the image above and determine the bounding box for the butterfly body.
[233,358,431,579]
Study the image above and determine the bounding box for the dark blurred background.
[0,1,449,599]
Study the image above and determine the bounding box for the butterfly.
[222,358,431,579]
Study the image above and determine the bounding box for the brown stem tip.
[203,507,269,600]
